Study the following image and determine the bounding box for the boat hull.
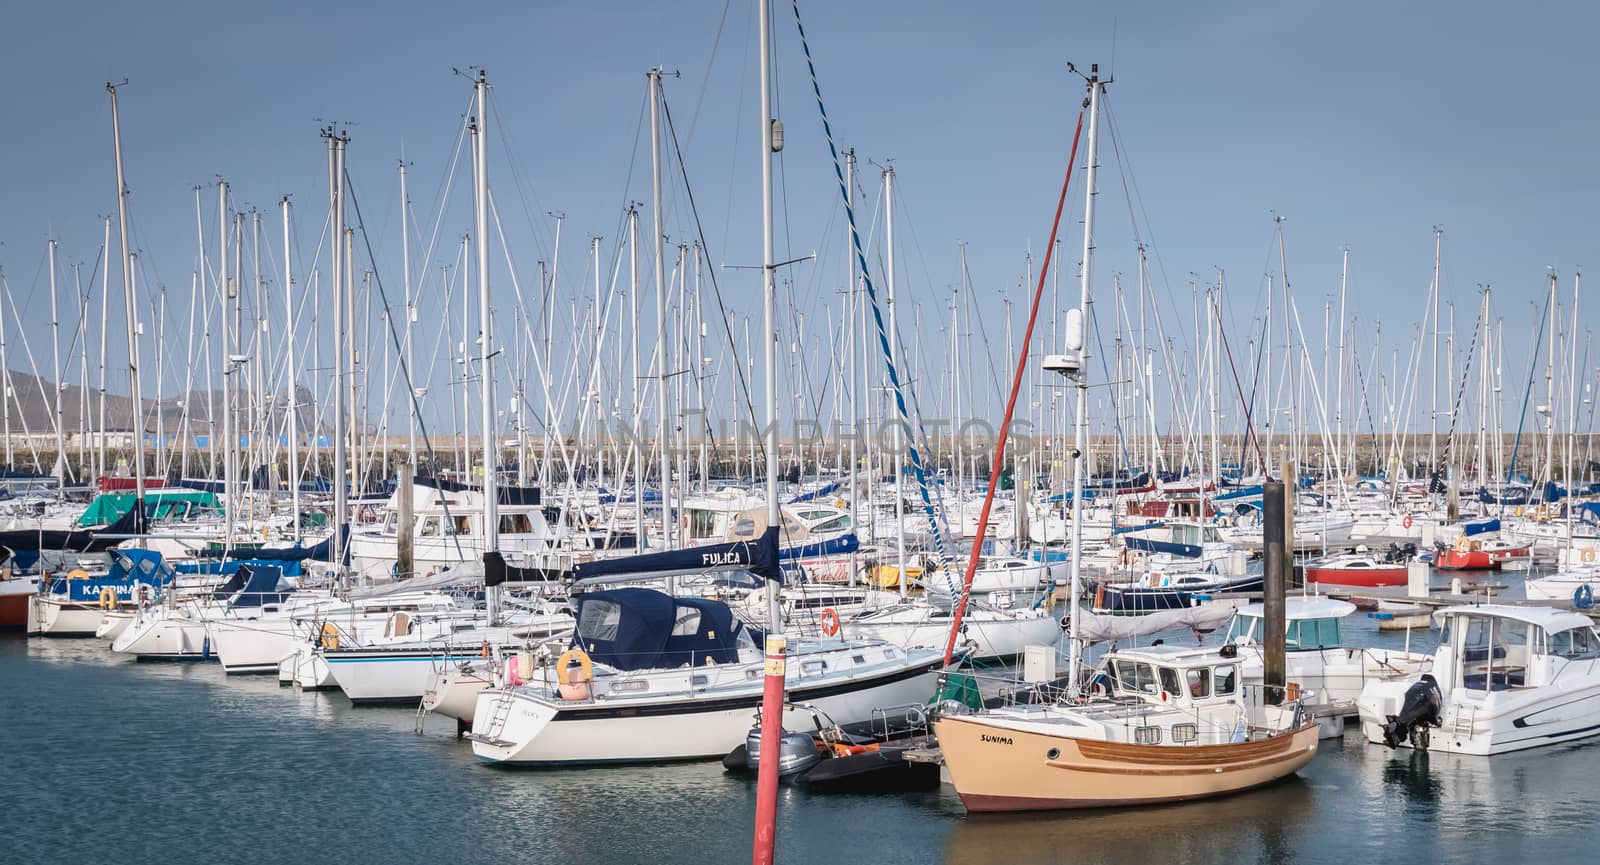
[470,658,941,765]
[934,714,1319,811]
[1304,566,1408,588]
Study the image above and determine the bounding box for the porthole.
[1046,747,1061,760]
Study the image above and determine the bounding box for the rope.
[791,0,952,572]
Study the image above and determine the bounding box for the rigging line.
[792,0,953,569]
[659,87,761,453]
[1436,290,1485,484]
[686,0,735,146]
[961,251,1005,397]
[1504,286,1553,509]
[943,101,1085,666]
[1210,291,1265,473]
[1101,95,1186,358]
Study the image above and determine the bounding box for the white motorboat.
[1357,605,1600,755]
[467,587,942,765]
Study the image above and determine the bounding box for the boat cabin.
[1225,597,1356,652]
[1092,645,1244,713]
[1432,606,1600,693]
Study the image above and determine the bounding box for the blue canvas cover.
[47,548,174,602]
[778,532,859,561]
[571,587,677,671]
[228,564,291,608]
[660,596,745,668]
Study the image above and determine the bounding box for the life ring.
[68,569,89,581]
[1515,506,1524,517]
[1583,549,1596,564]
[556,648,594,686]
[1455,537,1470,553]
[319,622,341,650]
[819,607,841,637]
[98,587,119,610]
[1402,515,1413,530]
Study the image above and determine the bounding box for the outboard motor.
[1382,674,1443,750]
[744,725,823,777]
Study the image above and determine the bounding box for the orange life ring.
[819,607,841,637]
[1401,515,1413,530]
[98,587,119,610]
[556,649,594,686]
[1584,549,1596,564]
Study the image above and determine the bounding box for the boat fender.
[1576,585,1595,610]
[1401,515,1413,530]
[819,607,841,637]
[556,649,594,701]
[98,587,118,610]
[68,568,89,581]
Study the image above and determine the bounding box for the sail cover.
[573,526,781,584]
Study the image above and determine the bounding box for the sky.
[0,0,1595,451]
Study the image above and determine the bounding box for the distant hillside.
[0,369,322,435]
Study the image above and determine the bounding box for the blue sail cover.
[175,558,305,578]
[229,564,291,608]
[777,532,859,561]
[573,526,781,583]
[1123,535,1201,559]
[1463,518,1501,537]
[787,481,843,504]
[571,589,745,672]
[46,548,174,602]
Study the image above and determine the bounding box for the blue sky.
[0,0,1592,444]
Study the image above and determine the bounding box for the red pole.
[942,106,1086,666]
[751,634,787,865]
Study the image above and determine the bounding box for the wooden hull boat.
[934,712,1319,811]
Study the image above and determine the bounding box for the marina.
[4,1,1600,862]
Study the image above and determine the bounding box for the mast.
[473,70,499,623]
[219,182,236,544]
[1429,227,1441,476]
[1067,65,1103,687]
[98,216,111,481]
[648,67,672,549]
[400,160,417,469]
[1335,247,1347,482]
[282,195,301,540]
[759,0,781,629]
[628,204,643,544]
[48,240,66,490]
[885,164,906,599]
[327,127,349,585]
[107,82,146,527]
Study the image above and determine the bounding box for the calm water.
[4,596,1596,865]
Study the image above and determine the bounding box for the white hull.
[326,649,485,703]
[278,646,337,689]
[849,607,1062,660]
[470,650,941,764]
[422,665,495,722]
[208,619,305,673]
[110,611,213,659]
[33,600,108,637]
[1359,681,1600,755]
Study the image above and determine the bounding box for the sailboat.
[466,45,944,764]
[932,66,1318,812]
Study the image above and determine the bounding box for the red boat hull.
[1434,544,1531,571]
[1305,566,1408,587]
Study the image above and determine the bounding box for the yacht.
[467,586,943,765]
[1357,605,1600,754]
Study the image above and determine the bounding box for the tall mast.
[219,181,236,544]
[400,160,417,469]
[648,67,672,549]
[1335,247,1347,482]
[48,240,66,490]
[759,0,781,629]
[282,195,301,540]
[1429,227,1441,475]
[98,216,111,481]
[108,82,146,521]
[473,70,499,622]
[628,204,643,544]
[327,128,349,584]
[885,164,906,600]
[1067,65,1103,687]
[845,150,858,530]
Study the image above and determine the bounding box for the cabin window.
[671,607,703,637]
[578,600,622,642]
[1225,615,1261,644]
[1172,723,1199,743]
[1186,668,1211,698]
[418,516,442,537]
[449,515,472,535]
[499,513,534,535]
[1114,660,1158,695]
[689,510,718,538]
[1157,667,1181,698]
[812,515,851,533]
[1551,627,1600,660]
[1134,725,1162,745]
[1214,665,1238,695]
